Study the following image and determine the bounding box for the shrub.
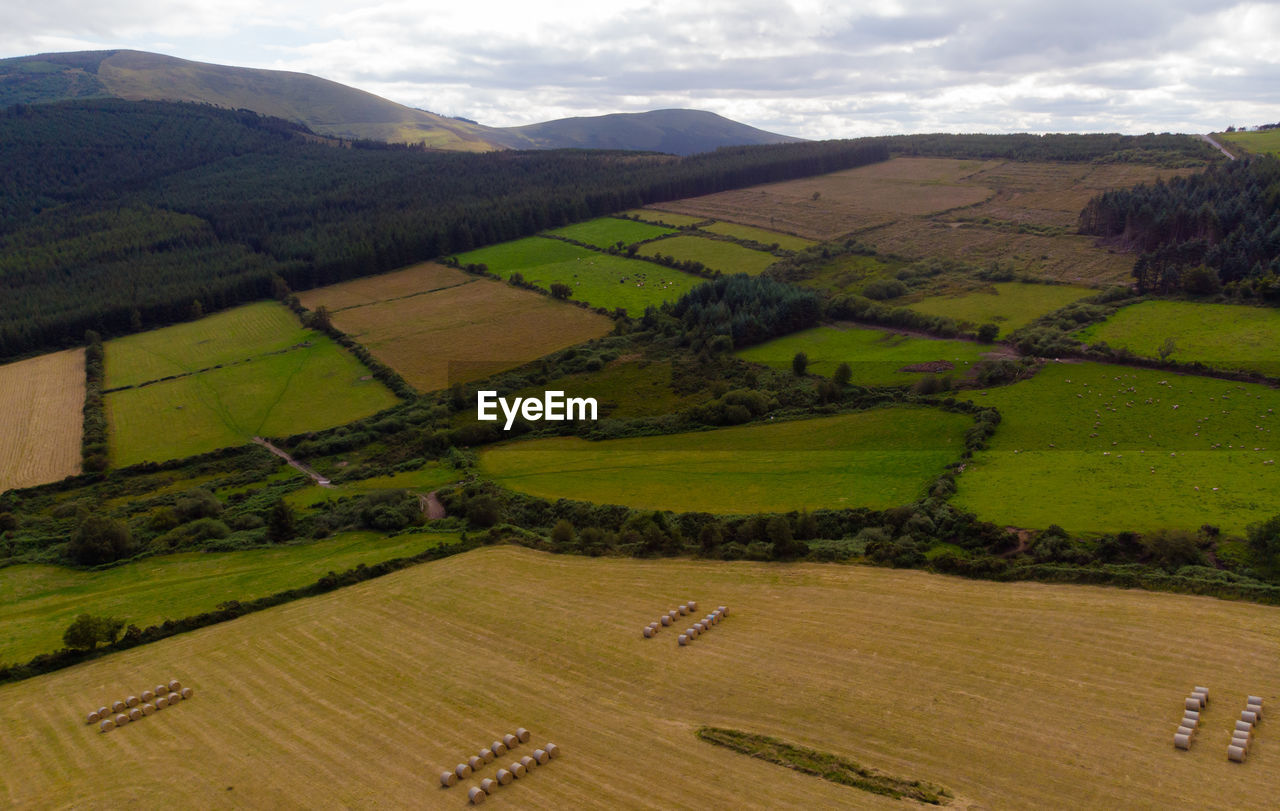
[67,515,135,565]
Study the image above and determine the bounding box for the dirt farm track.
[2,547,1278,808]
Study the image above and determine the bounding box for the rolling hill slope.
[0,50,802,154]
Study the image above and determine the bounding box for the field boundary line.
[328,278,480,313]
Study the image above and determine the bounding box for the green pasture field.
[623,208,707,227]
[640,235,779,275]
[736,325,990,386]
[1216,129,1280,157]
[700,221,815,252]
[458,235,702,314]
[908,282,1095,337]
[285,465,460,509]
[0,530,457,664]
[956,361,1280,534]
[104,302,311,389]
[544,217,676,249]
[1075,300,1280,375]
[106,339,398,466]
[479,407,971,514]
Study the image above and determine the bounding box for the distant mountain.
[0,50,803,154]
[503,109,804,156]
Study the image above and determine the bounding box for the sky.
[3,0,1278,139]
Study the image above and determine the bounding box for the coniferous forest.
[1078,155,1280,295]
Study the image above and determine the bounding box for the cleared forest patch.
[0,349,84,493]
[657,157,1187,283]
[4,546,1279,808]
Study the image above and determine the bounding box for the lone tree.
[63,614,124,651]
[1158,337,1177,362]
[833,362,852,386]
[977,323,1000,343]
[67,515,134,565]
[549,282,573,300]
[792,351,809,376]
[267,498,297,542]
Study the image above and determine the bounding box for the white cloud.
[2,0,1277,137]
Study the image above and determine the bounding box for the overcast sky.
[3,1,1278,138]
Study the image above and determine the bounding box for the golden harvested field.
[0,349,84,493]
[5,547,1280,808]
[658,158,1189,284]
[296,262,471,312]
[298,263,612,392]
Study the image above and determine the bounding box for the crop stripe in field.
[102,341,317,393]
[327,278,480,314]
[695,727,952,805]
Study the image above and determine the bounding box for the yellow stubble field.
[3,546,1278,808]
[0,349,84,492]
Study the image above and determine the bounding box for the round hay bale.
[181,687,193,699]
[660,615,672,626]
[688,600,697,611]
[520,755,535,770]
[1236,720,1253,732]
[1232,731,1251,748]
[455,762,471,779]
[468,786,486,805]
[503,733,518,749]
[97,706,109,718]
[468,755,483,771]
[495,768,513,786]
[491,741,506,756]
[1173,732,1191,750]
[126,695,139,708]
[678,634,689,646]
[440,770,457,788]
[719,605,728,616]
[155,684,167,697]
[532,748,548,765]
[1176,725,1195,739]
[168,692,181,703]
[99,718,115,732]
[643,626,654,638]
[687,627,699,639]
[1242,710,1258,725]
[168,679,181,692]
[545,742,560,759]
[694,622,706,633]
[114,713,129,726]
[1185,697,1201,711]
[516,727,530,743]
[1194,693,1206,708]
[1228,744,1247,763]
[480,748,495,764]
[510,761,526,778]
[480,777,496,794]
[112,700,126,713]
[1193,685,1208,697]
[141,703,155,716]
[86,711,100,724]
[141,690,154,703]
[155,696,168,709]
[668,609,678,619]
[128,707,142,721]
[1181,715,1198,728]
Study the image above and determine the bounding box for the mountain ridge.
[0,50,803,155]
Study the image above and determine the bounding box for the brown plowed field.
[298,263,612,392]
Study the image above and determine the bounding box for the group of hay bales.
[1174,686,1209,750]
[439,727,561,804]
[642,599,697,638]
[1173,687,1265,762]
[678,605,728,647]
[641,600,731,646]
[1228,696,1264,763]
[86,679,192,733]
